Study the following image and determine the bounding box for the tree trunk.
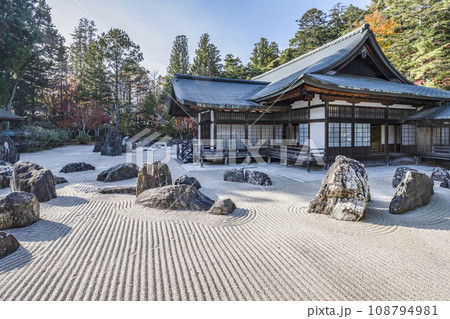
[5,80,19,130]
[115,71,119,130]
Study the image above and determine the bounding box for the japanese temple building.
[169,24,450,166]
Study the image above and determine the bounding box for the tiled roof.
[0,108,24,121]
[406,104,450,120]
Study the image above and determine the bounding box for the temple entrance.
[370,124,382,152]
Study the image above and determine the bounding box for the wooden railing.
[416,145,450,159]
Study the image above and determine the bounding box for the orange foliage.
[355,10,399,51]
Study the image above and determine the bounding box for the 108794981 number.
[368,305,438,316]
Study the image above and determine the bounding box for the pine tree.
[190,33,222,77]
[249,38,279,74]
[68,18,97,77]
[167,35,190,76]
[222,54,247,79]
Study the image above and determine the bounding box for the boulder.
[54,176,68,185]
[431,167,450,181]
[308,156,370,222]
[136,161,172,196]
[10,161,57,202]
[0,191,40,230]
[0,232,20,259]
[389,171,434,214]
[0,161,13,189]
[101,130,122,156]
[60,162,95,173]
[392,167,418,188]
[440,178,449,189]
[224,168,245,182]
[98,186,136,194]
[244,170,272,186]
[0,135,19,164]
[208,198,236,215]
[136,184,214,211]
[173,175,201,189]
[93,141,104,152]
[97,163,139,182]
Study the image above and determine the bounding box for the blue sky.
[47,0,371,75]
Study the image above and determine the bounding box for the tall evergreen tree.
[222,54,247,79]
[167,35,190,76]
[68,18,97,77]
[190,33,222,77]
[249,38,279,74]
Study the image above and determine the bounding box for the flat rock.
[0,191,40,230]
[136,184,214,211]
[224,168,245,182]
[244,170,272,186]
[136,161,172,196]
[60,162,95,173]
[389,171,434,214]
[0,232,20,259]
[208,198,236,215]
[0,161,13,189]
[97,163,139,182]
[392,167,418,188]
[98,186,136,194]
[431,167,450,181]
[0,135,19,164]
[54,176,68,184]
[101,130,122,156]
[173,175,201,189]
[10,161,57,202]
[308,155,370,221]
[93,141,104,152]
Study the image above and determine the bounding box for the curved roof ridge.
[252,24,370,81]
[174,73,269,85]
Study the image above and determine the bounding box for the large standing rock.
[101,130,122,156]
[244,170,272,186]
[208,198,236,215]
[308,156,370,222]
[392,167,418,188]
[10,161,57,202]
[224,168,245,182]
[0,135,19,164]
[431,167,450,181]
[173,175,201,189]
[440,178,449,189]
[0,161,13,189]
[136,161,172,196]
[0,191,40,230]
[389,171,434,214]
[136,184,214,211]
[93,141,104,152]
[97,163,139,182]
[0,232,20,259]
[60,162,95,173]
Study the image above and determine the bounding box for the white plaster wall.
[381,125,396,144]
[291,100,308,109]
[310,122,325,149]
[310,107,325,120]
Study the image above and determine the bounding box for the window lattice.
[401,124,416,146]
[355,123,370,147]
[298,124,308,145]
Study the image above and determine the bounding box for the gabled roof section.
[251,24,411,101]
[0,108,24,121]
[406,104,450,121]
[169,74,273,114]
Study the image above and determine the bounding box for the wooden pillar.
[393,125,397,152]
[324,101,329,168]
[385,107,389,166]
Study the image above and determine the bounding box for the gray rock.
[98,186,136,194]
[136,184,214,211]
[392,167,418,188]
[136,161,172,196]
[308,156,370,221]
[0,191,40,230]
[0,162,13,189]
[208,198,236,215]
[389,171,434,214]
[10,161,57,202]
[440,178,449,189]
[93,141,104,152]
[0,135,19,164]
[244,170,272,186]
[0,232,20,259]
[54,176,68,184]
[101,130,122,156]
[60,162,95,173]
[173,175,201,189]
[431,167,450,181]
[97,163,139,182]
[224,168,245,182]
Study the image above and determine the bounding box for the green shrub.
[76,133,91,144]
[14,126,70,152]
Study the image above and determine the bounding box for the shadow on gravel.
[5,220,72,242]
[47,196,89,207]
[0,247,32,273]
